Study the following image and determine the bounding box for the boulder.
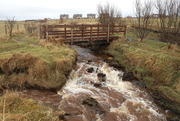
[134,81,147,88]
[122,72,137,81]
[86,67,94,73]
[97,73,106,82]
[82,97,106,115]
[93,83,102,88]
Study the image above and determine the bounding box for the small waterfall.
[58,59,167,121]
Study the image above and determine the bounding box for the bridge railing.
[42,24,126,44]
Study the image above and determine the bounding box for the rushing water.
[56,46,167,121]
[21,46,170,121]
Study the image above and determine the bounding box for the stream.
[21,45,173,121]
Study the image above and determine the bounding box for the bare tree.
[97,3,122,25]
[131,0,153,42]
[4,16,16,37]
[155,0,180,45]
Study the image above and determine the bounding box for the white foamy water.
[58,60,167,121]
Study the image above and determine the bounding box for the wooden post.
[97,24,99,37]
[5,25,7,35]
[71,25,73,45]
[46,25,49,40]
[107,24,110,42]
[112,24,114,35]
[124,26,127,36]
[43,25,46,39]
[82,24,84,41]
[39,23,42,39]
[64,24,66,39]
[90,25,92,44]
[17,24,19,31]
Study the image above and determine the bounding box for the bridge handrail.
[42,24,126,44]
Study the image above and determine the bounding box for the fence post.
[17,24,19,31]
[124,26,127,36]
[90,25,92,44]
[5,25,7,35]
[64,24,66,39]
[97,24,99,37]
[71,25,73,45]
[39,23,41,39]
[46,25,49,40]
[82,24,84,41]
[43,25,46,39]
[107,24,110,42]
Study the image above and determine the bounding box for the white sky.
[0,0,134,20]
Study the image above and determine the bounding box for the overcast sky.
[0,0,134,20]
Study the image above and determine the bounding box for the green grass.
[0,34,77,91]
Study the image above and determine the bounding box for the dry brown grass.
[0,91,58,121]
[47,37,65,46]
[0,35,77,92]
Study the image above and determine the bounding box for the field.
[0,17,179,119]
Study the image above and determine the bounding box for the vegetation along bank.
[106,37,180,114]
[0,34,77,91]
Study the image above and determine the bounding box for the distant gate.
[42,24,126,45]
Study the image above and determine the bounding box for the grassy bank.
[0,34,77,91]
[106,37,180,114]
[0,91,59,121]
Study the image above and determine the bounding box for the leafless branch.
[131,0,153,42]
[155,0,180,44]
[4,16,16,37]
[97,3,123,25]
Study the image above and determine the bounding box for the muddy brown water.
[21,45,175,121]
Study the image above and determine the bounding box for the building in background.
[60,14,69,19]
[87,14,96,18]
[151,14,159,18]
[73,14,83,19]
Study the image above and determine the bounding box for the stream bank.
[0,36,77,92]
[105,37,180,118]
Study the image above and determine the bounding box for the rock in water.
[93,83,102,88]
[82,97,106,115]
[86,67,94,73]
[122,72,136,81]
[97,73,106,82]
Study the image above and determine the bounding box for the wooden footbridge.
[42,24,126,45]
